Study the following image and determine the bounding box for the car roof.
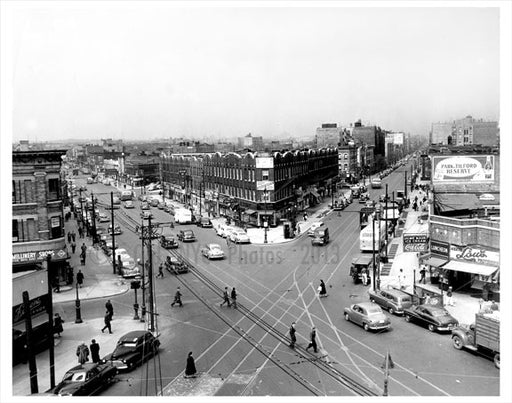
[118,330,151,342]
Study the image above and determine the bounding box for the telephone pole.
[110,191,117,274]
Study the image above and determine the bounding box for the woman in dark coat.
[185,352,197,378]
[54,313,64,337]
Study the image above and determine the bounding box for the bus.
[174,208,192,224]
[360,218,386,252]
[120,190,134,201]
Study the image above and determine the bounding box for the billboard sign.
[255,157,274,169]
[403,234,429,252]
[432,155,495,183]
[449,244,499,266]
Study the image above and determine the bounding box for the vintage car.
[160,234,178,249]
[201,243,225,260]
[197,217,213,228]
[177,229,196,242]
[107,224,122,235]
[124,200,134,209]
[164,256,189,275]
[349,254,373,285]
[140,211,153,220]
[52,363,117,396]
[368,288,413,315]
[343,302,391,332]
[311,227,330,246]
[403,304,459,332]
[102,331,160,372]
[229,230,251,244]
[140,202,150,210]
[307,222,325,236]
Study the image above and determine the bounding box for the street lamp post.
[263,187,268,244]
[74,281,82,323]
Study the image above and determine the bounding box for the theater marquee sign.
[449,245,499,266]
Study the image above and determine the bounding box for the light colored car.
[108,224,122,235]
[140,211,152,220]
[343,302,391,332]
[141,202,150,210]
[307,222,325,236]
[229,230,251,244]
[98,212,110,222]
[215,224,230,238]
[124,201,134,209]
[201,243,225,260]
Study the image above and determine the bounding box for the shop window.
[262,170,269,180]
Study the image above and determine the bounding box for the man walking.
[446,286,454,306]
[105,300,114,319]
[230,287,237,309]
[101,311,113,333]
[419,266,426,284]
[71,231,76,243]
[171,287,183,307]
[305,326,318,353]
[76,342,90,364]
[67,232,72,243]
[90,339,100,363]
[288,322,297,348]
[156,263,164,278]
[220,287,231,307]
[71,241,76,254]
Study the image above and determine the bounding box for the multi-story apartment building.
[430,116,499,147]
[161,148,339,227]
[315,123,341,148]
[352,121,386,157]
[338,144,358,182]
[12,148,69,281]
[237,133,264,151]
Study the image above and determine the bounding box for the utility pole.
[45,255,55,389]
[385,183,388,258]
[372,215,376,291]
[110,191,117,274]
[23,291,38,394]
[79,188,84,229]
[147,216,155,332]
[404,171,408,199]
[140,219,146,322]
[91,192,98,244]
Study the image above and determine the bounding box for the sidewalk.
[377,188,483,325]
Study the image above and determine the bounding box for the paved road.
[59,167,498,397]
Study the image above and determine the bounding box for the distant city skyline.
[4,4,502,143]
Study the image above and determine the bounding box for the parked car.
[140,211,153,220]
[201,243,225,260]
[307,222,325,236]
[108,224,122,235]
[52,363,117,396]
[177,229,196,242]
[403,304,459,332]
[150,199,159,208]
[359,193,370,203]
[343,302,391,332]
[160,234,178,249]
[229,229,251,244]
[215,224,230,238]
[102,331,160,371]
[124,200,134,209]
[120,264,140,279]
[368,288,413,315]
[98,212,110,223]
[197,217,213,228]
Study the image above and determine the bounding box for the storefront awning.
[442,260,498,276]
[422,256,448,268]
[245,209,257,216]
[435,193,482,213]
[311,190,320,198]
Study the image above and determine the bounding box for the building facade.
[12,149,69,282]
[315,123,341,148]
[430,116,499,147]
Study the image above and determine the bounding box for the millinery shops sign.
[432,155,495,183]
[449,245,499,266]
[12,248,68,264]
[403,234,429,252]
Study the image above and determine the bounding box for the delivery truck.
[451,311,500,368]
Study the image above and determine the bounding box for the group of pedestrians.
[289,322,318,353]
[220,286,237,308]
[76,339,101,364]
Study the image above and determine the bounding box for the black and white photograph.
[1,1,511,401]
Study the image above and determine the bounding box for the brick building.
[12,149,69,283]
[430,116,499,147]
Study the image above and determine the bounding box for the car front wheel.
[388,307,394,315]
[452,335,463,350]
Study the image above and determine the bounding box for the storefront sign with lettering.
[450,245,499,266]
[430,240,450,257]
[404,234,428,252]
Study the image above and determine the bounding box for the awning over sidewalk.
[435,193,481,213]
[442,260,498,276]
[422,255,448,268]
[245,209,258,216]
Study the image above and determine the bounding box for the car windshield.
[184,231,193,235]
[63,371,86,382]
[430,310,449,317]
[366,306,382,314]
[120,341,138,348]
[210,244,221,250]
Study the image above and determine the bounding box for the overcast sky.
[8,4,501,142]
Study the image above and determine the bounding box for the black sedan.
[403,304,459,332]
[53,363,117,396]
[160,235,178,249]
[102,330,160,371]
